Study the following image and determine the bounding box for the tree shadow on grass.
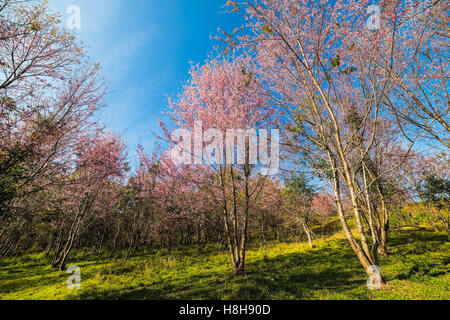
[388,231,447,248]
[245,246,367,298]
[385,231,449,280]
[0,256,116,296]
[70,244,368,300]
[3,231,447,300]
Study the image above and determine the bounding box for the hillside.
[1,230,448,300]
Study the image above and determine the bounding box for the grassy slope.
[0,230,449,300]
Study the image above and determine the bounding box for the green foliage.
[419,175,450,208]
[29,23,41,31]
[284,174,316,203]
[312,159,334,180]
[261,25,274,35]
[330,55,341,68]
[341,66,357,75]
[0,148,28,216]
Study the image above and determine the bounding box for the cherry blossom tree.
[282,174,316,248]
[312,194,336,222]
[161,55,277,275]
[371,0,449,148]
[50,131,127,270]
[228,0,438,282]
[0,0,106,259]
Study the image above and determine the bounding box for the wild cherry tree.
[312,194,336,222]
[161,55,277,275]
[50,131,126,270]
[133,147,224,251]
[0,0,106,259]
[395,150,449,237]
[369,0,449,148]
[282,174,317,248]
[228,0,431,282]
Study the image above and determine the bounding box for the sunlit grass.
[0,230,448,300]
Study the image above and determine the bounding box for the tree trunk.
[328,153,385,285]
[302,220,314,249]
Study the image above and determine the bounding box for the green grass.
[0,231,448,300]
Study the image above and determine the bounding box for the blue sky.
[48,0,243,165]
